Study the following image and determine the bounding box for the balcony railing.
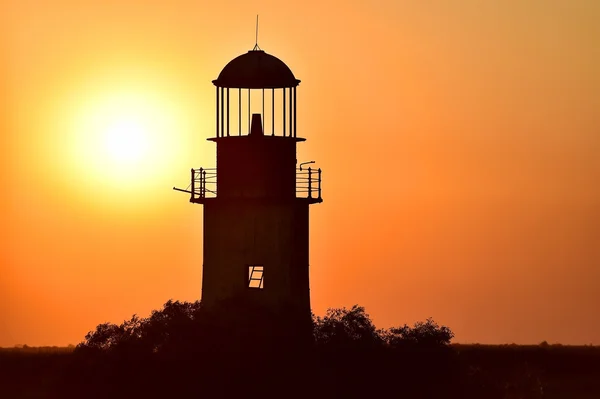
[296,167,322,200]
[191,168,217,200]
[176,167,322,202]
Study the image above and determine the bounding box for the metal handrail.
[295,167,321,199]
[181,166,322,201]
[191,168,217,200]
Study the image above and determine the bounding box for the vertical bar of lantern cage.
[220,87,224,139]
[271,88,275,136]
[293,86,297,138]
[216,86,219,137]
[289,86,292,137]
[262,88,264,130]
[226,88,230,137]
[238,88,241,136]
[283,88,286,137]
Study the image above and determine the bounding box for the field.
[453,344,600,399]
[1,344,599,398]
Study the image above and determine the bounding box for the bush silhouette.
[384,317,455,348]
[73,299,551,398]
[313,305,384,348]
[78,300,455,356]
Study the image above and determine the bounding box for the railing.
[296,167,322,200]
[179,166,322,202]
[191,168,217,200]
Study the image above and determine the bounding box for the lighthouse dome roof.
[213,50,300,89]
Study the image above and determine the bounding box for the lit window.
[248,265,264,289]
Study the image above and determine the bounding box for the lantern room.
[213,49,300,138]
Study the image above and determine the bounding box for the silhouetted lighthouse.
[175,46,322,328]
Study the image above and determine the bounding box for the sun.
[103,115,150,165]
[68,88,183,191]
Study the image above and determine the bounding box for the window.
[248,265,264,289]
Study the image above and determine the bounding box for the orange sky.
[1,0,599,347]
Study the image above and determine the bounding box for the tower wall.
[202,200,310,313]
[214,136,297,199]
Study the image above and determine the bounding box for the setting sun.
[65,88,185,191]
[103,116,149,165]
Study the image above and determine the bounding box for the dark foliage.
[69,300,471,398]
[312,305,384,348]
[384,317,455,348]
[2,300,599,398]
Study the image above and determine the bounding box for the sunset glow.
[1,0,599,348]
[69,90,180,186]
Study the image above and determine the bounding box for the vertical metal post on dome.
[238,88,241,136]
[271,88,275,136]
[293,86,297,138]
[216,86,219,137]
[289,87,292,137]
[283,88,286,137]
[226,88,230,137]
[220,87,224,139]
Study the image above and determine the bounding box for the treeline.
[78,300,455,353]
[1,346,74,353]
[2,299,599,398]
[66,299,506,398]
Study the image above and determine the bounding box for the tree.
[76,300,202,354]
[383,317,454,348]
[78,322,123,351]
[313,305,383,348]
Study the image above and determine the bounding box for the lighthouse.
[175,45,322,332]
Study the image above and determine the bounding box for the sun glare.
[68,88,183,192]
[103,116,150,165]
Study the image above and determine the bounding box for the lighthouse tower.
[176,46,322,329]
